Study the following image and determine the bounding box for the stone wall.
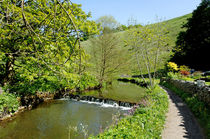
[161,78,210,106]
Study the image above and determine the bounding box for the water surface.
[78,81,146,103]
[0,100,127,139]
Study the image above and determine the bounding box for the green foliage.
[161,82,210,138]
[192,71,203,80]
[125,23,170,87]
[171,0,210,70]
[0,1,100,95]
[88,26,130,85]
[90,86,168,138]
[161,14,192,48]
[0,92,20,115]
[78,73,99,90]
[96,15,119,30]
[179,65,190,72]
[167,72,179,79]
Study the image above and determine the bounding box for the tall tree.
[0,0,99,93]
[96,15,119,30]
[171,0,210,70]
[126,23,169,88]
[89,16,129,86]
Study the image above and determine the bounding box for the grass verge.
[90,85,168,138]
[160,81,210,138]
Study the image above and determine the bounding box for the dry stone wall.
[161,78,210,106]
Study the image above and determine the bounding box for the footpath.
[161,86,204,139]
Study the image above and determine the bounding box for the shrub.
[179,65,190,72]
[180,70,190,76]
[0,92,20,117]
[167,62,179,72]
[167,72,180,79]
[192,71,203,80]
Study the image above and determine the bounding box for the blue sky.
[71,0,201,25]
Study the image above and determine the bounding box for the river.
[0,81,146,139]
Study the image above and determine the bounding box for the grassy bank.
[160,81,210,138]
[90,85,168,138]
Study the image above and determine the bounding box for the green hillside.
[83,13,192,48]
[161,13,192,47]
[82,13,192,74]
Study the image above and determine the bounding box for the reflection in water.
[0,100,128,139]
[79,81,146,103]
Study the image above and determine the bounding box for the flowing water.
[0,81,146,139]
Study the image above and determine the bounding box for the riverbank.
[0,85,101,122]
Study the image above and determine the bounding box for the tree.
[0,0,99,93]
[88,17,129,86]
[171,0,210,70]
[96,15,119,30]
[126,23,169,88]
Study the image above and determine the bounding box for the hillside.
[161,13,192,47]
[83,13,192,48]
[82,13,192,74]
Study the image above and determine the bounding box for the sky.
[71,0,201,25]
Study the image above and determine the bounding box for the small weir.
[65,94,136,108]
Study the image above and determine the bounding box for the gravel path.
[161,86,204,139]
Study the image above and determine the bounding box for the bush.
[0,92,20,116]
[167,72,180,79]
[179,65,190,72]
[192,71,203,80]
[167,62,179,72]
[180,70,190,76]
[90,86,168,138]
[5,72,99,95]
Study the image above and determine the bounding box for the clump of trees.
[171,0,210,70]
[0,0,100,94]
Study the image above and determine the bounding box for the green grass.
[90,85,169,138]
[161,13,192,47]
[160,81,210,138]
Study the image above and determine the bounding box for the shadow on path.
[161,86,204,139]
